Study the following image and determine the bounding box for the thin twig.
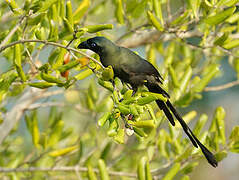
[204,80,239,92]
[167,0,172,21]
[0,39,104,69]
[0,166,137,178]
[0,16,26,49]
[25,47,38,74]
[0,88,45,145]
[27,102,65,110]
[0,11,13,23]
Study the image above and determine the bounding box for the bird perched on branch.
[78,36,218,167]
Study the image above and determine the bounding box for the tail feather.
[145,82,218,167]
[166,100,198,148]
[166,100,218,167]
[156,100,175,126]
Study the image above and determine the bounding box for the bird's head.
[77,36,115,55]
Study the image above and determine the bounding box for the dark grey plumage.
[78,36,218,167]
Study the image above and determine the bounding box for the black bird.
[78,36,218,167]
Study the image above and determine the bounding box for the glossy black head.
[77,36,116,55]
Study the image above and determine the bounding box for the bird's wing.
[119,47,164,82]
[120,59,163,84]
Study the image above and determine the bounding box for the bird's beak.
[77,41,89,49]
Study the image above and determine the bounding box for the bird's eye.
[91,42,97,48]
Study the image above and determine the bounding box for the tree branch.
[204,80,239,92]
[0,39,104,69]
[0,89,64,145]
[0,88,44,145]
[0,15,26,49]
[0,166,137,178]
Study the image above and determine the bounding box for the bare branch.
[0,88,44,145]
[204,80,239,92]
[27,102,65,110]
[0,166,137,178]
[0,39,104,69]
[0,16,26,49]
[0,89,64,145]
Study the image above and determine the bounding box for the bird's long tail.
[145,82,218,167]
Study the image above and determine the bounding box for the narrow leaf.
[162,163,180,180]
[205,7,236,25]
[98,159,110,180]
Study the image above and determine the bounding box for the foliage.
[0,0,239,179]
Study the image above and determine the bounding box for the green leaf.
[230,126,239,142]
[107,117,118,137]
[193,114,208,136]
[146,44,156,66]
[48,20,59,41]
[6,0,23,14]
[39,0,58,12]
[175,66,192,99]
[139,92,167,104]
[133,127,148,137]
[123,89,133,99]
[168,65,180,87]
[66,0,73,27]
[128,120,155,128]
[181,162,198,174]
[84,24,114,33]
[113,128,125,144]
[28,82,55,89]
[192,64,219,92]
[49,145,78,157]
[213,33,229,46]
[73,0,90,24]
[118,104,131,115]
[58,60,80,72]
[137,156,147,180]
[171,11,189,26]
[152,0,163,24]
[115,0,124,24]
[52,42,67,69]
[98,112,111,127]
[226,12,239,23]
[223,39,239,49]
[32,111,40,148]
[147,11,164,31]
[100,142,112,160]
[87,165,97,180]
[76,69,94,80]
[181,175,190,180]
[102,65,114,81]
[217,0,239,7]
[215,151,227,162]
[157,129,170,158]
[145,159,152,180]
[162,163,180,180]
[205,7,236,25]
[146,104,157,121]
[209,106,226,145]
[48,120,64,147]
[40,72,64,86]
[137,96,158,106]
[14,44,26,82]
[230,141,239,153]
[63,18,74,33]
[98,159,110,180]
[188,0,200,19]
